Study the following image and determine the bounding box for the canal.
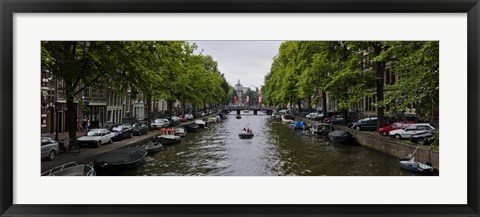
[118,111,418,176]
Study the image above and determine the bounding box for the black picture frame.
[1,0,479,216]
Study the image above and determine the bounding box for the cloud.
[190,41,282,88]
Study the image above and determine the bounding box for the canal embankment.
[295,116,439,170]
[41,114,221,173]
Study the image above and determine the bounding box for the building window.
[99,88,104,100]
[91,87,97,99]
[84,87,90,98]
[385,68,391,85]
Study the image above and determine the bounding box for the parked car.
[350,117,378,131]
[111,124,134,141]
[151,118,170,129]
[132,123,148,136]
[179,116,188,122]
[41,137,60,161]
[170,116,180,126]
[377,121,415,136]
[77,128,114,148]
[320,111,342,122]
[324,115,342,124]
[410,131,435,145]
[389,123,435,140]
[185,114,194,120]
[306,112,321,120]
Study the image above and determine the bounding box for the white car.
[185,114,194,120]
[306,112,321,119]
[151,118,170,129]
[77,128,114,148]
[389,123,435,140]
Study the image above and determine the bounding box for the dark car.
[132,123,148,136]
[320,111,342,122]
[351,117,378,131]
[111,124,134,141]
[410,130,435,145]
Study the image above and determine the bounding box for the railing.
[223,106,273,110]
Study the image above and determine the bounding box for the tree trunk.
[65,95,77,148]
[182,99,186,115]
[297,100,302,113]
[374,45,385,129]
[322,91,327,114]
[342,109,348,125]
[146,97,152,129]
[167,100,174,115]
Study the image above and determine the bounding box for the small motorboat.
[184,123,200,132]
[42,162,96,176]
[292,121,309,130]
[208,117,218,122]
[216,115,222,121]
[398,157,435,175]
[328,130,354,144]
[157,128,181,145]
[195,119,207,128]
[239,132,254,139]
[95,147,147,175]
[281,114,295,123]
[143,141,163,155]
[236,115,242,119]
[175,127,187,137]
[310,123,334,135]
[398,147,435,175]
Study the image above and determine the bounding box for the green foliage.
[380,41,439,118]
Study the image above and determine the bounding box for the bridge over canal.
[221,106,274,115]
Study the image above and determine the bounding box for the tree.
[42,41,144,147]
[347,42,393,129]
[380,41,439,123]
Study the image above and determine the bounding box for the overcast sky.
[190,41,283,89]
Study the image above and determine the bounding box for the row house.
[318,52,417,118]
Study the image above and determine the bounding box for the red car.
[378,121,415,136]
[180,116,188,122]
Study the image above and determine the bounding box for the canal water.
[118,111,417,176]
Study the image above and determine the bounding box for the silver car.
[41,137,60,161]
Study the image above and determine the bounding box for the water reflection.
[117,111,416,176]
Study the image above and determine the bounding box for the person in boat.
[243,127,247,133]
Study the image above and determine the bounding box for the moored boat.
[208,117,218,122]
[156,128,181,145]
[195,120,207,128]
[310,123,334,135]
[95,147,147,175]
[292,121,309,130]
[236,115,242,119]
[143,141,163,155]
[175,127,187,137]
[281,114,295,123]
[398,147,435,175]
[42,162,96,176]
[398,157,435,175]
[184,123,200,132]
[328,130,354,144]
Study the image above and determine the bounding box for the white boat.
[42,162,96,176]
[175,127,187,137]
[195,120,207,128]
[208,117,218,123]
[281,114,295,123]
[157,128,181,145]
